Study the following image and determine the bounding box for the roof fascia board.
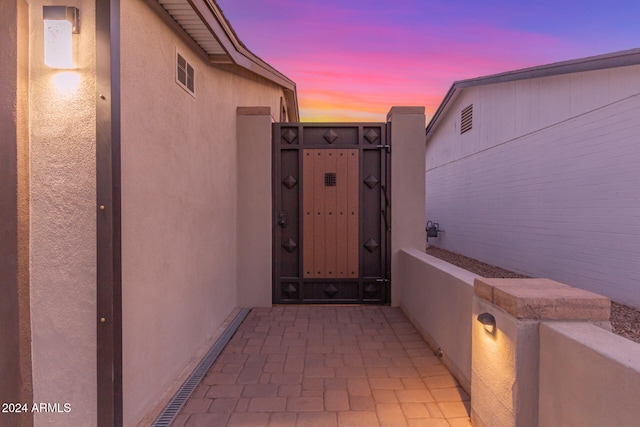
[426,48,640,140]
[425,84,457,141]
[283,89,299,122]
[209,54,234,64]
[457,48,640,89]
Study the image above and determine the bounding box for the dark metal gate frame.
[273,123,391,304]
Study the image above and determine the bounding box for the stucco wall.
[28,1,98,426]
[425,65,640,308]
[397,248,477,392]
[119,3,287,425]
[539,322,640,426]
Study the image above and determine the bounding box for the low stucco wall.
[399,248,640,426]
[397,248,478,392]
[539,322,640,427]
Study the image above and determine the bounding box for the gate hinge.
[376,144,391,152]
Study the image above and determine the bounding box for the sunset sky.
[218,0,640,122]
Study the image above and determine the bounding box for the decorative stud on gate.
[323,129,338,144]
[364,238,379,253]
[282,129,297,144]
[364,174,379,189]
[282,175,298,189]
[364,283,378,298]
[323,284,339,298]
[282,238,298,253]
[283,284,297,298]
[364,129,379,144]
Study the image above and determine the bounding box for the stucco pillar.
[471,278,610,427]
[236,107,273,307]
[386,106,426,306]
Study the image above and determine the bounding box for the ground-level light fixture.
[477,312,496,333]
[43,6,80,69]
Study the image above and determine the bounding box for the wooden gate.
[273,123,390,304]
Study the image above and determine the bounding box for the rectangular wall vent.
[176,51,195,96]
[460,104,473,134]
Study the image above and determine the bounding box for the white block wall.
[426,66,640,308]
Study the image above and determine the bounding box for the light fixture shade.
[477,312,496,333]
[43,6,80,69]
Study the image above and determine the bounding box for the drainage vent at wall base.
[152,308,250,426]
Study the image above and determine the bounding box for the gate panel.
[274,123,389,304]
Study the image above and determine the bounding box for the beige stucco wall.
[539,322,640,427]
[27,1,98,426]
[398,248,477,393]
[119,3,287,425]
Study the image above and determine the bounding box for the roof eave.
[157,0,299,119]
[426,48,640,141]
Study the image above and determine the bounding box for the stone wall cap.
[474,278,610,320]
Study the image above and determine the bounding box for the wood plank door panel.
[302,149,358,280]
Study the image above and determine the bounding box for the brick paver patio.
[171,306,472,427]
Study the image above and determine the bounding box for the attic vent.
[176,51,195,96]
[460,104,473,134]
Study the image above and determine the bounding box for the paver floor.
[172,306,472,427]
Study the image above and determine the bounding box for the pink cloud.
[221,2,579,121]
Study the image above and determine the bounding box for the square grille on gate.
[324,172,336,186]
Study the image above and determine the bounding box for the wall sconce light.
[43,6,80,69]
[426,220,444,244]
[477,312,496,333]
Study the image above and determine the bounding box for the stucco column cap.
[474,278,610,320]
[237,106,271,115]
[386,106,425,121]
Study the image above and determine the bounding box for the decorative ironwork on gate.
[273,123,390,304]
